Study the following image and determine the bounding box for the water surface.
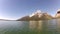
[0,19,60,34]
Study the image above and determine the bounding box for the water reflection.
[29,20,57,33]
[56,19,60,33]
[29,21,43,31]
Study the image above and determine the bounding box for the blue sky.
[0,0,60,20]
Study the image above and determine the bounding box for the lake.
[0,19,60,34]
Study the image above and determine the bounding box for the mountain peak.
[35,10,42,14]
[29,10,42,17]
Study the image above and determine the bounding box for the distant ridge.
[0,19,13,21]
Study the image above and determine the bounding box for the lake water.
[0,19,60,34]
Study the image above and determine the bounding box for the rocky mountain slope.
[17,10,53,21]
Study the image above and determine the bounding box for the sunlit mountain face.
[17,10,53,21]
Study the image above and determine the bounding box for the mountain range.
[1,9,60,21]
[17,10,53,21]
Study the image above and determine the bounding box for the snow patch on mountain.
[29,10,42,17]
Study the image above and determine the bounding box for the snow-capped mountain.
[29,10,42,18]
[17,10,53,21]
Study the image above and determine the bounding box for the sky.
[0,0,60,20]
